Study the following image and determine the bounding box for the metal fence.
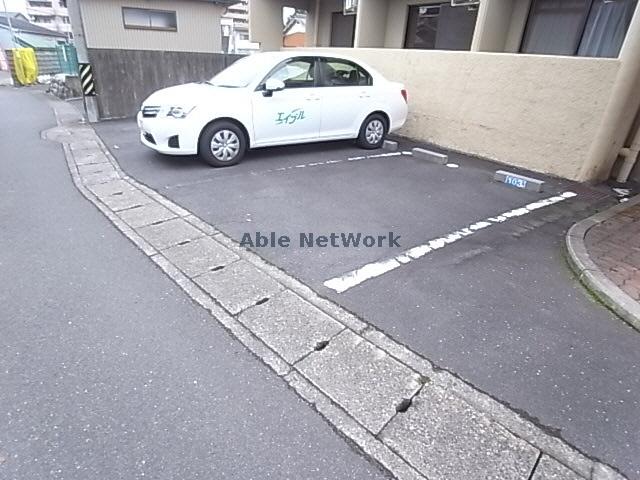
[56,44,79,75]
[6,44,79,78]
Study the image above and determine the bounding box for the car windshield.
[208,56,261,88]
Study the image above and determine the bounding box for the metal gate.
[56,43,79,76]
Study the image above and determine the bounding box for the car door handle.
[359,92,371,98]
[305,94,320,101]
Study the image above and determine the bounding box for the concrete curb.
[566,195,640,331]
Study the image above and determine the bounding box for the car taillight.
[401,89,408,103]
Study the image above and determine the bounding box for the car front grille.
[142,106,161,118]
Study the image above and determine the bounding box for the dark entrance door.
[330,12,356,47]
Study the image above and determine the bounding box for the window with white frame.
[521,0,638,58]
[122,7,177,32]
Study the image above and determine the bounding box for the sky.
[2,0,27,16]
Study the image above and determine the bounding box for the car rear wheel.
[199,121,247,167]
[356,114,387,149]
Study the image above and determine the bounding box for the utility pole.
[2,0,17,47]
[66,0,98,122]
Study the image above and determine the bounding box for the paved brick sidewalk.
[586,202,640,302]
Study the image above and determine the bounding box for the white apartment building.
[23,0,71,35]
[222,0,259,53]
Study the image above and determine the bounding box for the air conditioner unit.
[344,0,358,15]
[451,0,480,6]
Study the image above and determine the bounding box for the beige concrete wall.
[308,48,620,180]
[79,0,224,53]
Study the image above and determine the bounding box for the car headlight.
[166,106,195,119]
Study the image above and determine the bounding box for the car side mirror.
[263,78,285,97]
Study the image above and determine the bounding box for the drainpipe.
[616,114,640,182]
[579,5,640,182]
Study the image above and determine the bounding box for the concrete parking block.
[194,260,283,315]
[296,329,423,434]
[494,170,545,192]
[137,218,204,250]
[412,147,448,165]
[532,456,583,480]
[117,202,177,228]
[383,140,398,152]
[239,290,344,364]
[99,188,153,212]
[162,236,239,277]
[380,385,539,480]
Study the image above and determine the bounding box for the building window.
[521,0,637,58]
[59,0,67,7]
[319,58,372,87]
[404,3,478,50]
[29,1,53,7]
[265,58,316,89]
[122,7,177,31]
[30,15,54,23]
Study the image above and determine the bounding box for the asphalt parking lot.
[95,119,640,478]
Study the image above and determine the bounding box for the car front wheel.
[199,121,247,167]
[356,114,387,149]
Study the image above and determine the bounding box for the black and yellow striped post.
[78,63,96,96]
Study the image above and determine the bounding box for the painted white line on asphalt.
[323,191,577,293]
[446,163,459,168]
[267,151,401,173]
[366,152,403,159]
[169,150,404,190]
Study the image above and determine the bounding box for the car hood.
[142,82,240,107]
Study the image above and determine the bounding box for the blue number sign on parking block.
[504,175,528,189]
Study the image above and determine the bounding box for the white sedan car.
[137,52,408,167]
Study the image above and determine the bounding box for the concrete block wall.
[304,47,620,181]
